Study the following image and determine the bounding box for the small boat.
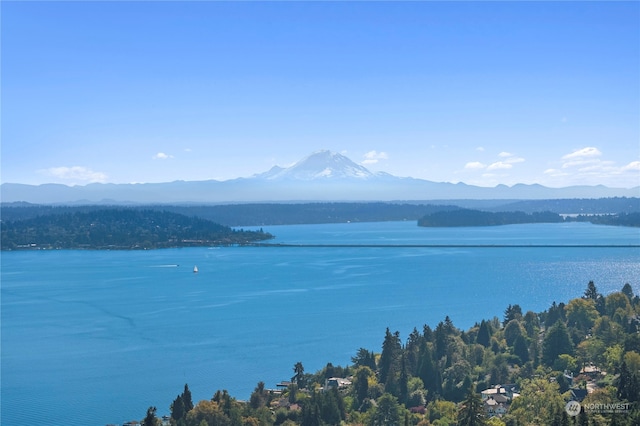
[193,265,198,273]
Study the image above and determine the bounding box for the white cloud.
[505,156,525,164]
[497,151,525,164]
[362,150,389,165]
[487,161,513,171]
[622,161,640,172]
[561,159,600,169]
[543,168,569,177]
[544,147,640,187]
[464,161,486,170]
[465,152,524,171]
[562,147,602,160]
[476,146,485,152]
[153,152,173,160]
[39,166,108,183]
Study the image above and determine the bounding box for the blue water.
[2,222,639,425]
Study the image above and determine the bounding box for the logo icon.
[565,400,581,417]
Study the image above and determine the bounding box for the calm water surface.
[2,222,639,425]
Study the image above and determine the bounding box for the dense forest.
[0,202,462,226]
[485,198,640,215]
[418,210,563,227]
[418,209,640,228]
[132,281,640,426]
[2,197,638,227]
[576,213,640,228]
[2,205,637,251]
[0,209,273,250]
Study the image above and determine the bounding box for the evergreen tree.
[142,406,159,426]
[577,408,588,426]
[352,347,377,370]
[503,304,523,326]
[301,395,321,426]
[457,383,486,426]
[513,334,529,364]
[542,321,574,366]
[320,387,344,425]
[523,310,540,338]
[212,389,232,417]
[370,393,402,426]
[504,319,524,347]
[405,327,423,375]
[476,320,492,347]
[379,328,402,386]
[398,353,409,405]
[354,367,373,408]
[170,393,186,422]
[584,280,600,300]
[423,324,434,342]
[622,283,635,300]
[182,384,194,412]
[417,341,441,398]
[617,360,640,402]
[249,381,268,409]
[292,362,306,389]
[545,301,566,328]
[434,321,448,360]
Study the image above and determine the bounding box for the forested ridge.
[0,209,272,250]
[418,209,640,228]
[135,282,640,426]
[2,197,638,227]
[418,210,563,227]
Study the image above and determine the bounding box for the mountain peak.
[256,150,376,181]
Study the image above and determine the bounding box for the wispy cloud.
[562,147,602,160]
[464,161,486,170]
[622,161,640,172]
[39,166,108,183]
[153,152,173,160]
[362,150,389,165]
[544,147,640,187]
[463,151,525,172]
[487,161,513,171]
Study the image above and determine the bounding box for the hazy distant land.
[2,199,638,250]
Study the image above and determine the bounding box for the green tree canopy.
[457,383,487,426]
[542,320,574,366]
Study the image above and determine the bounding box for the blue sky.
[2,1,639,188]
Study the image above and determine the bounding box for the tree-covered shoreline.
[1,203,638,252]
[418,209,640,228]
[0,209,273,250]
[2,198,638,227]
[133,281,640,426]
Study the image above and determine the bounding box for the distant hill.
[2,198,638,227]
[486,197,640,214]
[2,151,638,204]
[418,208,640,228]
[0,209,273,250]
[418,209,563,227]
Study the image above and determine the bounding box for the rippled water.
[2,222,639,425]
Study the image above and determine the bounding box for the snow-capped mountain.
[253,150,376,180]
[1,150,638,204]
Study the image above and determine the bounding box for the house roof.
[570,388,589,401]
